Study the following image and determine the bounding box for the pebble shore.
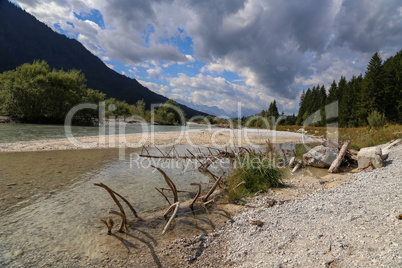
[185,144,402,267]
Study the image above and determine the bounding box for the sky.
[10,0,402,117]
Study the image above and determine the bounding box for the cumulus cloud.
[138,80,170,96]
[13,0,402,114]
[168,73,295,114]
[146,66,163,79]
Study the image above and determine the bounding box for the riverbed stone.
[302,145,337,168]
[357,146,383,169]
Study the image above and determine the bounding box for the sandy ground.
[0,128,322,152]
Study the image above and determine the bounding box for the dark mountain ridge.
[0,0,205,117]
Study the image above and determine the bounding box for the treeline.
[240,100,297,128]
[297,50,402,127]
[0,61,185,125]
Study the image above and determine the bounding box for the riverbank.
[0,128,322,152]
[170,143,402,267]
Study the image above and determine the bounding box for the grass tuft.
[226,154,286,203]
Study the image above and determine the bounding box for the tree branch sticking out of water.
[151,166,178,203]
[155,187,171,206]
[202,173,225,202]
[189,183,202,210]
[100,218,114,235]
[109,210,127,233]
[162,202,180,235]
[94,183,139,218]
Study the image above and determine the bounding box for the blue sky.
[11,0,402,117]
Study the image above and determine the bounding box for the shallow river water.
[0,145,238,266]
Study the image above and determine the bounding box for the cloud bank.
[12,0,402,115]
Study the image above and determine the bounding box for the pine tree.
[382,50,402,123]
[326,80,338,105]
[358,52,384,124]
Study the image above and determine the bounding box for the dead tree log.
[162,202,180,235]
[288,157,296,168]
[189,183,201,210]
[291,161,302,173]
[328,140,351,173]
[152,166,178,203]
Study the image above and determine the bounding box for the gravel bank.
[190,144,402,267]
[0,128,321,152]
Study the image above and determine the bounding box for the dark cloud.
[334,0,402,53]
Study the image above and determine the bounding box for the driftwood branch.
[189,183,201,210]
[152,166,178,203]
[202,173,224,202]
[163,202,179,218]
[359,162,373,171]
[234,181,246,190]
[110,210,127,233]
[328,140,351,173]
[291,161,302,173]
[94,183,126,216]
[100,218,114,235]
[94,183,138,218]
[203,199,215,207]
[288,156,296,168]
[160,188,189,193]
[155,187,171,206]
[162,202,180,235]
[248,215,264,226]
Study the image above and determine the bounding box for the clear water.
[0,146,234,266]
[0,123,210,142]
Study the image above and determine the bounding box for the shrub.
[367,110,386,129]
[226,154,285,202]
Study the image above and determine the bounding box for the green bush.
[0,60,105,124]
[367,110,386,129]
[226,154,285,202]
[154,99,186,125]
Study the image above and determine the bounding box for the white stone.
[303,145,338,168]
[357,146,383,169]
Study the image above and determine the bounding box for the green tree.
[0,60,104,124]
[382,50,402,123]
[154,99,186,125]
[358,52,384,123]
[105,98,132,118]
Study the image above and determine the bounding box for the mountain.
[0,0,205,117]
[174,99,259,118]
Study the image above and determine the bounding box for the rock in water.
[357,146,383,169]
[303,145,338,168]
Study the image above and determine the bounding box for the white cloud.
[168,73,296,114]
[14,0,402,114]
[146,66,163,79]
[138,80,170,96]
